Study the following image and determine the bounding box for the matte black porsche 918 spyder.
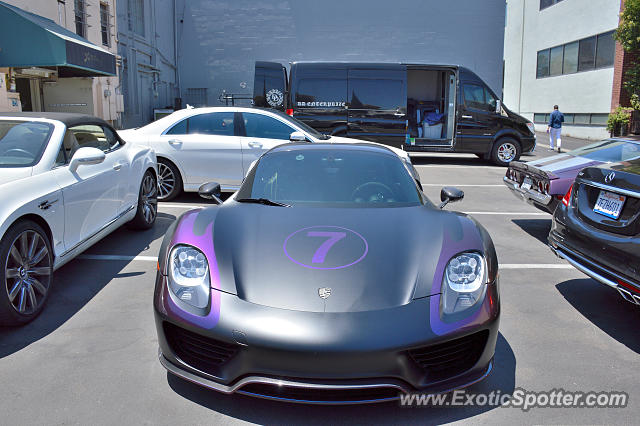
[154,142,500,404]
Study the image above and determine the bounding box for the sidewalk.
[523,132,595,161]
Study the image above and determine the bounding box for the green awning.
[0,1,116,77]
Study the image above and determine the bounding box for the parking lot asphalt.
[1,133,639,425]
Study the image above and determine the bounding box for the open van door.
[253,61,288,111]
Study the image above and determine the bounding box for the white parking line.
[421,184,504,187]
[464,211,547,216]
[161,203,209,209]
[78,254,157,262]
[77,254,574,270]
[416,165,504,170]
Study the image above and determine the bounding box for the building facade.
[503,0,621,139]
[116,0,178,128]
[175,0,506,108]
[0,0,120,123]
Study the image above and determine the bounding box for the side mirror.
[289,131,307,142]
[69,147,106,172]
[495,99,502,114]
[198,181,223,204]
[439,186,464,209]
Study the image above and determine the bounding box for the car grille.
[408,330,488,381]
[163,322,239,375]
[238,382,400,403]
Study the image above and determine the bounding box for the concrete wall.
[117,0,178,129]
[175,0,506,107]
[503,0,620,140]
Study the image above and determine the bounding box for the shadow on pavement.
[556,278,640,354]
[167,333,516,424]
[511,219,552,245]
[0,212,176,358]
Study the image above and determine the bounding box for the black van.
[253,61,536,166]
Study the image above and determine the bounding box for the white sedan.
[0,112,157,325]
[120,107,415,200]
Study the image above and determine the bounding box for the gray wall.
[117,0,178,128]
[176,0,506,106]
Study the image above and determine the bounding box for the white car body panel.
[0,116,156,270]
[120,107,413,194]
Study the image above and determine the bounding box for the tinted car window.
[349,78,404,110]
[239,148,422,207]
[166,118,188,135]
[570,140,640,162]
[0,121,53,167]
[295,78,346,107]
[188,112,235,136]
[242,113,295,140]
[463,84,486,111]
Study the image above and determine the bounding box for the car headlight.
[168,245,210,309]
[441,252,487,315]
[526,122,536,135]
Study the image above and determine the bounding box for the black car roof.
[0,112,111,128]
[267,142,399,157]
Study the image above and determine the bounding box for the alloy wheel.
[497,142,517,163]
[141,173,158,224]
[157,163,176,200]
[4,230,51,315]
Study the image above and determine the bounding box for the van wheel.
[157,159,182,201]
[0,220,53,326]
[491,138,521,166]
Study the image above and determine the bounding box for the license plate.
[593,190,626,219]
[521,176,533,191]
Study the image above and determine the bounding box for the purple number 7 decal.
[307,231,346,263]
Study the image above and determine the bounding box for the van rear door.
[253,61,288,111]
[347,66,407,147]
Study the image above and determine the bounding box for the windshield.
[237,148,423,207]
[266,110,331,140]
[0,121,54,168]
[569,139,640,163]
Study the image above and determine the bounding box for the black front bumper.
[154,274,500,404]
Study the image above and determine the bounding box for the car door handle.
[394,111,406,117]
[461,115,473,119]
[168,139,183,146]
[113,162,125,171]
[248,141,263,149]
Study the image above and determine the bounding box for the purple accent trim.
[283,226,368,270]
[429,218,488,336]
[307,231,347,263]
[165,210,221,329]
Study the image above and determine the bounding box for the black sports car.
[549,158,640,305]
[154,142,500,404]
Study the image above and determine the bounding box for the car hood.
[169,203,488,313]
[0,167,32,185]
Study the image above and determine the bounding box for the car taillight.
[286,108,294,116]
[562,184,573,207]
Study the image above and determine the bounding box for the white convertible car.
[0,113,157,325]
[119,107,416,200]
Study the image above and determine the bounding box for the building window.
[185,88,208,107]
[533,113,609,126]
[100,3,111,47]
[128,0,145,37]
[536,30,615,78]
[74,0,86,38]
[540,0,563,10]
[57,0,66,26]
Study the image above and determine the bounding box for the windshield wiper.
[235,197,291,207]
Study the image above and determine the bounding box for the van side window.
[349,78,403,110]
[242,113,295,140]
[295,79,346,106]
[463,84,496,112]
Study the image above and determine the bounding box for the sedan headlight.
[168,245,210,309]
[441,252,487,315]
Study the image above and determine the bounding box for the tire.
[490,138,521,166]
[0,220,53,326]
[157,159,182,201]
[128,170,158,230]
